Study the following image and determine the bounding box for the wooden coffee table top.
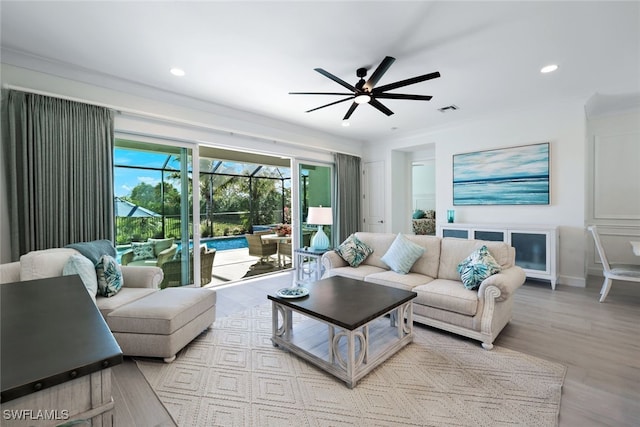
[268,276,417,330]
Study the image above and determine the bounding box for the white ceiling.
[1,1,639,143]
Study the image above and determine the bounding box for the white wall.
[585,108,640,275]
[364,99,588,286]
[412,160,436,211]
[0,63,364,262]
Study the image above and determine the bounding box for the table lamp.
[307,206,333,250]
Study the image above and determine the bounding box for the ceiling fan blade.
[373,71,441,93]
[369,99,394,116]
[363,56,396,91]
[305,97,353,113]
[289,92,354,96]
[375,93,433,101]
[343,102,359,120]
[314,68,357,92]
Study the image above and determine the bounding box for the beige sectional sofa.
[321,232,526,349]
[0,247,216,362]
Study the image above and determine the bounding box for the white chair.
[588,225,640,302]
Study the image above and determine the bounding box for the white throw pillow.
[63,253,98,302]
[380,233,425,274]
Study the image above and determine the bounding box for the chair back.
[588,226,611,273]
[245,233,277,256]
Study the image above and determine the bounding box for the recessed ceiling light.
[170,68,185,77]
[540,64,558,74]
[341,121,350,127]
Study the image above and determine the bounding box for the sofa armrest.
[121,266,163,289]
[121,250,134,266]
[0,262,21,284]
[478,266,526,302]
[321,251,348,274]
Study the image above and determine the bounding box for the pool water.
[202,236,248,251]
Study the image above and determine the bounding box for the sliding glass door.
[114,139,194,286]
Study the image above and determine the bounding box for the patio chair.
[245,233,277,264]
[159,247,216,289]
[279,242,293,267]
[588,225,640,302]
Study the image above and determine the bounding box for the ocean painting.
[453,143,550,205]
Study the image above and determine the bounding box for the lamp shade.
[307,207,333,225]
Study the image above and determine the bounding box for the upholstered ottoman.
[106,287,216,362]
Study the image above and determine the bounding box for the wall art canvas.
[453,142,550,205]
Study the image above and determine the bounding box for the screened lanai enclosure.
[114,140,291,247]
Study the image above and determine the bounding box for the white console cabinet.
[436,223,559,289]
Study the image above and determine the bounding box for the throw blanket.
[65,239,116,265]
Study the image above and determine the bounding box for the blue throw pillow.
[65,239,117,265]
[336,234,374,267]
[457,245,502,290]
[380,233,425,274]
[96,255,124,297]
[412,209,426,219]
[63,254,98,302]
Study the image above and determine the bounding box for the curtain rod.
[2,83,358,157]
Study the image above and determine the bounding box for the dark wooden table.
[268,276,416,388]
[1,275,122,425]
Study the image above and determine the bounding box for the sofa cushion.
[148,238,174,257]
[336,234,374,267]
[63,254,98,301]
[457,245,502,290]
[353,233,398,269]
[96,288,158,317]
[20,248,79,280]
[438,238,513,281]
[132,242,155,261]
[413,279,479,316]
[403,235,441,277]
[365,271,434,291]
[96,255,124,297]
[326,265,387,281]
[381,233,425,274]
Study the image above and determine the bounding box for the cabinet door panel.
[510,232,548,272]
[443,229,469,239]
[474,230,505,241]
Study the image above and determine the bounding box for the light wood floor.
[112,273,640,427]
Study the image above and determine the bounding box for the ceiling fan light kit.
[290,56,441,120]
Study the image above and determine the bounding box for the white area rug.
[136,304,566,426]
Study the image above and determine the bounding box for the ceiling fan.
[290,56,440,120]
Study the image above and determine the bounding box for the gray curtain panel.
[2,90,115,260]
[334,152,362,244]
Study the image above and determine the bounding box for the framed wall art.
[453,142,550,205]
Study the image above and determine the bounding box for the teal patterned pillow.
[336,234,374,267]
[132,242,155,261]
[380,233,425,274]
[96,255,124,297]
[457,245,502,290]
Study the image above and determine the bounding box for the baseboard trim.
[559,275,586,288]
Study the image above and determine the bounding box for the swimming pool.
[202,236,248,251]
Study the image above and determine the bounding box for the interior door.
[363,161,385,232]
